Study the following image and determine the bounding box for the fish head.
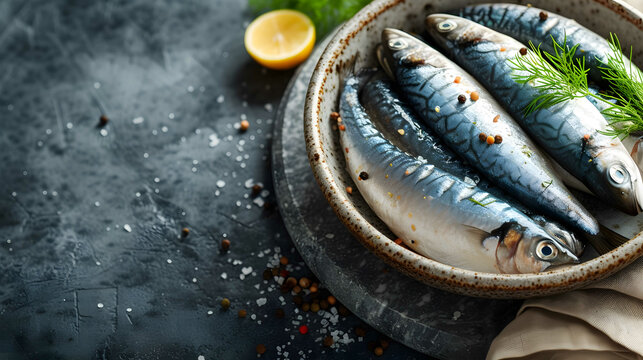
[495,223,579,273]
[592,147,643,215]
[530,215,584,256]
[378,28,447,78]
[425,14,506,50]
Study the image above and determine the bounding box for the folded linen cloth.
[487,258,643,360]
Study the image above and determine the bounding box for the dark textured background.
[0,0,429,359]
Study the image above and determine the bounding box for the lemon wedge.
[244,10,316,70]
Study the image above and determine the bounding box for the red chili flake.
[338,124,346,131]
[457,94,466,104]
[345,147,349,153]
[519,47,528,56]
[539,11,548,21]
[299,325,309,334]
[454,76,461,83]
[493,115,500,123]
[478,132,487,142]
[394,238,403,245]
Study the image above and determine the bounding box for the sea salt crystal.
[221,273,227,279]
[256,298,267,306]
[123,224,132,232]
[242,266,253,275]
[132,117,144,124]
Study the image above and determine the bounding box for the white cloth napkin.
[487,258,643,360]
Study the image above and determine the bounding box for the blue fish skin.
[379,28,599,235]
[426,15,643,217]
[338,72,579,273]
[450,3,638,86]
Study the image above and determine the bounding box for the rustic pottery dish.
[304,0,643,298]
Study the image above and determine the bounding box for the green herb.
[467,197,496,207]
[521,145,533,158]
[248,0,372,37]
[508,33,643,138]
[541,179,553,189]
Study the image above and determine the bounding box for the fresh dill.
[247,0,372,37]
[541,179,553,189]
[467,197,496,207]
[508,33,643,138]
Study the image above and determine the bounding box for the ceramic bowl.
[304,0,643,298]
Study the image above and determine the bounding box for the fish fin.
[464,225,492,240]
[581,224,630,254]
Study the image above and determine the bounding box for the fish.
[338,72,580,273]
[449,3,641,86]
[378,28,599,236]
[425,14,643,217]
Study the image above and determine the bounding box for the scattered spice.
[374,346,384,356]
[309,283,319,293]
[478,132,487,142]
[279,256,289,265]
[251,184,263,196]
[358,171,369,181]
[220,298,231,310]
[355,326,367,337]
[301,303,310,312]
[98,115,109,127]
[299,277,311,289]
[394,238,403,245]
[519,47,528,56]
[397,129,405,135]
[454,76,461,83]
[346,186,353,194]
[494,135,503,144]
[327,295,337,305]
[583,134,590,142]
[458,94,466,104]
[239,119,250,132]
[434,105,441,113]
[181,227,190,237]
[338,124,346,131]
[470,91,479,101]
[500,47,506,52]
[310,303,320,313]
[275,308,285,318]
[338,305,350,316]
[539,11,548,21]
[284,277,297,290]
[292,295,303,305]
[299,325,309,334]
[238,309,247,318]
[221,238,231,251]
[320,299,329,310]
[256,344,266,355]
[330,111,340,121]
[344,147,349,153]
[493,114,500,122]
[323,336,334,347]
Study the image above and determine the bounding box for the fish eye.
[437,20,457,33]
[388,38,407,50]
[536,241,558,260]
[608,164,628,185]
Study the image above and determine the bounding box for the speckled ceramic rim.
[304,0,643,298]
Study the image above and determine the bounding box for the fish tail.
[581,224,629,254]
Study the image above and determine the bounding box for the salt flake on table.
[256,298,267,307]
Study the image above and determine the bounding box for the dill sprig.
[508,33,643,138]
[247,0,372,37]
[467,197,496,207]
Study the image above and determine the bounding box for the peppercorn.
[323,336,334,347]
[284,277,297,290]
[221,238,231,251]
[256,344,266,355]
[98,115,109,127]
[292,285,302,294]
[346,186,353,195]
[275,308,285,318]
[374,346,384,356]
[220,298,231,310]
[470,91,479,101]
[299,277,311,288]
[309,283,318,293]
[519,47,528,56]
[280,256,289,265]
[310,303,320,313]
[457,94,466,104]
[539,11,548,21]
[238,309,247,318]
[263,269,272,280]
[301,303,310,312]
[486,135,495,145]
[181,227,190,237]
[327,295,337,305]
[494,135,503,144]
[251,184,263,196]
[358,172,369,181]
[478,132,487,142]
[271,267,279,276]
[330,111,340,121]
[239,119,249,132]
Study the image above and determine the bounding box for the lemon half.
[244,10,316,70]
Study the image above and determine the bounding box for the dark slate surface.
[0,0,432,359]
